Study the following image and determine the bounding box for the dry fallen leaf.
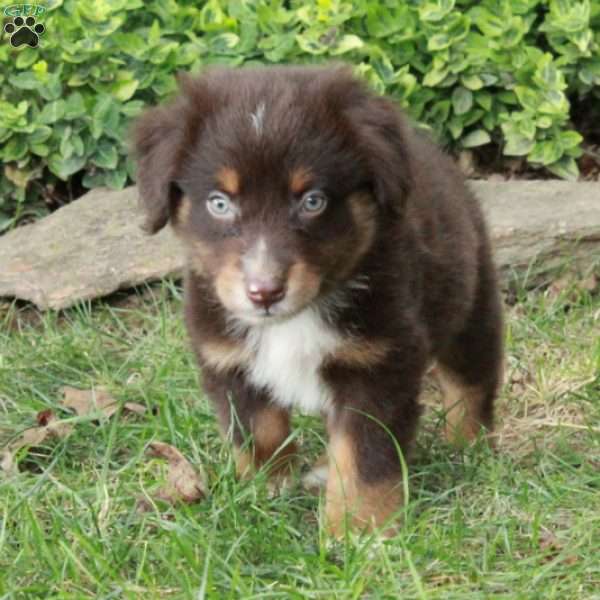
[1,410,73,475]
[144,441,207,507]
[547,272,598,301]
[539,527,578,566]
[61,386,147,419]
[123,402,148,415]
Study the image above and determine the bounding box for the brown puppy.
[133,65,504,536]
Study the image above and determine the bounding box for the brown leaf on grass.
[143,442,207,507]
[539,527,578,566]
[61,387,147,418]
[123,402,148,415]
[546,272,598,301]
[1,410,73,475]
[580,273,598,293]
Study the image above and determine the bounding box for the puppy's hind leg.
[436,256,504,444]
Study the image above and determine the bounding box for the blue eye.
[300,190,328,216]
[207,191,234,219]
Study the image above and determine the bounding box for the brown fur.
[133,65,504,537]
[234,405,296,478]
[326,430,402,536]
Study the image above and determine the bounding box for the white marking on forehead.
[250,102,266,136]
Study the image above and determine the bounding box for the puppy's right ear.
[132,73,214,233]
[133,104,184,233]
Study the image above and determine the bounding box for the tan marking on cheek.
[286,261,322,306]
[184,239,214,277]
[343,191,377,276]
[326,430,402,538]
[319,191,377,281]
[215,253,246,311]
[175,195,192,227]
[198,338,253,373]
[434,365,490,445]
[216,167,240,196]
[328,338,392,369]
[289,167,313,194]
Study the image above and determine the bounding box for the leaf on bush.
[38,100,66,125]
[451,86,473,115]
[2,137,28,162]
[210,33,241,55]
[559,130,583,150]
[92,140,119,170]
[91,95,120,139]
[11,72,40,91]
[504,135,535,156]
[64,93,87,120]
[120,100,145,118]
[16,48,38,69]
[29,126,53,145]
[529,140,563,165]
[30,143,49,157]
[143,442,207,506]
[546,156,579,180]
[331,34,363,55]
[427,32,452,51]
[423,59,449,87]
[111,79,139,102]
[419,0,455,23]
[1,411,73,476]
[461,74,484,91]
[461,129,491,148]
[48,152,86,180]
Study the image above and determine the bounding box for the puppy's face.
[134,67,412,325]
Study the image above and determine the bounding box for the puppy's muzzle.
[242,237,288,310]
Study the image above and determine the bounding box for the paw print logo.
[4,16,45,48]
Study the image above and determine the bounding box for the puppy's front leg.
[323,365,424,537]
[203,369,296,482]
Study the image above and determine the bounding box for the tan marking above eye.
[216,167,240,196]
[289,167,313,195]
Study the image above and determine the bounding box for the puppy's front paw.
[302,453,329,494]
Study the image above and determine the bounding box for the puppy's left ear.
[346,94,414,213]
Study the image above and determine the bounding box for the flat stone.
[0,187,183,310]
[471,180,600,276]
[0,181,598,310]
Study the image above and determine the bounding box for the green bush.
[1,0,599,228]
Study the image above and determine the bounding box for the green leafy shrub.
[1,0,599,228]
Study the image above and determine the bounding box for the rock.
[0,181,599,310]
[470,180,600,279]
[0,187,183,310]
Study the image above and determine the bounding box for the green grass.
[1,276,599,599]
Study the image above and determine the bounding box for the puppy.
[133,65,504,536]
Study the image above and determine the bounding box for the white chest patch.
[244,309,343,414]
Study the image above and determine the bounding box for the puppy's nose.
[246,279,286,309]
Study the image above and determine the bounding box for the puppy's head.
[133,66,412,325]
